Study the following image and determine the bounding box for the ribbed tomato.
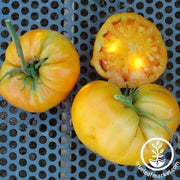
[71,81,180,165]
[0,21,80,112]
[91,13,167,88]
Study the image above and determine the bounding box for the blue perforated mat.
[0,0,180,180]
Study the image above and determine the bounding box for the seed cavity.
[99,59,108,72]
[112,20,121,26]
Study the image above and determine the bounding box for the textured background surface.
[0,0,180,179]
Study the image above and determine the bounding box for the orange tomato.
[71,81,180,165]
[91,13,167,88]
[0,29,80,112]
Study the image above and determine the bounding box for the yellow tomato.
[91,13,167,88]
[0,29,80,112]
[71,81,180,165]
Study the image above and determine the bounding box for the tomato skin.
[0,29,80,112]
[91,13,167,88]
[71,81,180,165]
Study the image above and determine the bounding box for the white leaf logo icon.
[158,142,163,149]
[152,143,156,149]
[152,149,156,154]
[141,137,174,171]
[160,148,164,154]
[158,155,163,158]
[156,140,160,146]
[149,140,166,168]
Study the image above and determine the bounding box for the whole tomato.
[71,81,180,165]
[91,13,167,88]
[0,21,80,112]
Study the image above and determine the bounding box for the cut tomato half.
[91,13,167,88]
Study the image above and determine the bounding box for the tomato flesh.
[91,13,167,88]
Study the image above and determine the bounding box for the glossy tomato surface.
[91,13,167,88]
[0,29,80,112]
[71,81,179,165]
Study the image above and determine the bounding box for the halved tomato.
[91,13,167,88]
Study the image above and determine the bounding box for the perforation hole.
[41,0,48,3]
[90,4,97,11]
[156,12,163,19]
[1,42,8,50]
[19,158,27,166]
[2,7,10,15]
[21,7,29,14]
[9,176,17,180]
[19,112,27,120]
[0,169,7,177]
[9,141,17,148]
[9,129,17,137]
[39,171,47,178]
[2,0,10,3]
[29,176,36,180]
[99,0,107,7]
[31,1,39,9]
[41,19,48,26]
[117,170,125,178]
[109,6,115,13]
[127,7,134,12]
[29,118,37,126]
[29,141,37,149]
[51,1,59,8]
[0,158,7,166]
[29,153,37,161]
[11,13,20,21]
[19,136,27,143]
[146,7,153,14]
[0,100,8,108]
[31,13,39,20]
[9,117,17,125]
[98,159,106,167]
[9,152,17,160]
[49,153,56,161]
[136,2,144,9]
